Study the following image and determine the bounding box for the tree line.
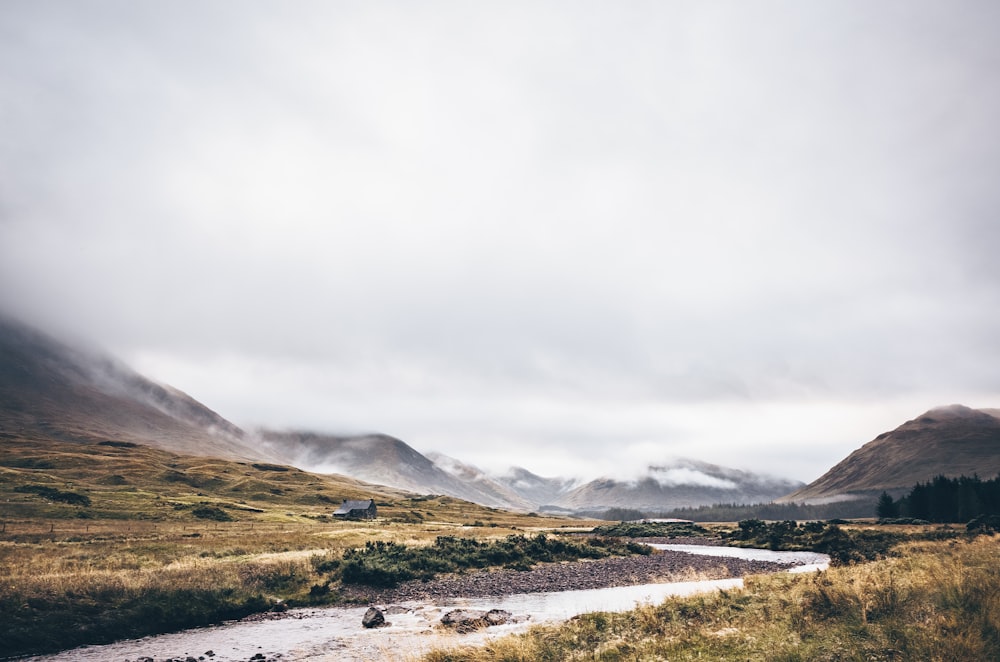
[590,499,876,523]
[877,474,1000,523]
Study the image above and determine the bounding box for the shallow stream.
[30,545,829,662]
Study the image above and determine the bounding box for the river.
[29,545,829,662]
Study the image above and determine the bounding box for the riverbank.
[0,518,601,659]
[422,535,1000,662]
[340,547,795,603]
[28,545,825,662]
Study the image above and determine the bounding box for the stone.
[441,609,491,632]
[441,608,514,631]
[362,606,386,628]
[485,609,512,626]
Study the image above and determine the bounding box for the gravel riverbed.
[339,547,795,604]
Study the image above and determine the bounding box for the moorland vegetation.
[4,435,1000,660]
[423,534,1000,661]
[0,436,594,657]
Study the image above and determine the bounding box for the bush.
[14,485,91,507]
[334,534,647,588]
[98,440,137,448]
[967,514,1000,533]
[592,521,711,538]
[726,519,953,565]
[599,508,648,521]
[191,506,233,521]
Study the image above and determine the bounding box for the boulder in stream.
[485,609,513,626]
[441,608,513,632]
[362,606,386,628]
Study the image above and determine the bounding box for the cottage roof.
[333,499,374,514]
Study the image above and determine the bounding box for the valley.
[4,316,1000,659]
[0,315,805,515]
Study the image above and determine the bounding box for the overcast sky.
[2,1,999,482]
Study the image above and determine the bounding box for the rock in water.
[441,609,488,632]
[362,606,386,628]
[485,609,512,625]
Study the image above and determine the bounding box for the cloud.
[648,467,738,490]
[2,2,999,483]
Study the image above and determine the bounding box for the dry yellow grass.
[422,534,1000,661]
[1,434,598,657]
[0,511,599,658]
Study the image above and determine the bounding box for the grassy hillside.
[784,405,1000,503]
[2,432,379,521]
[0,431,577,526]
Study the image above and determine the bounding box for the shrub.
[726,519,947,565]
[97,440,137,448]
[191,506,233,521]
[334,534,647,588]
[592,521,711,538]
[967,514,1000,533]
[14,485,91,507]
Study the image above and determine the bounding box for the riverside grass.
[422,535,1000,662]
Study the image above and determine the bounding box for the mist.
[2,2,999,483]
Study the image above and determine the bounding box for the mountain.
[256,431,536,510]
[494,466,580,507]
[548,459,803,513]
[424,453,538,511]
[781,405,1000,503]
[0,316,533,509]
[255,434,800,514]
[0,314,808,515]
[0,315,271,461]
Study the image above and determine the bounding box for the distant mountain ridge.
[256,431,803,513]
[493,466,580,507]
[255,432,536,511]
[548,459,803,513]
[1,313,805,513]
[781,404,1000,503]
